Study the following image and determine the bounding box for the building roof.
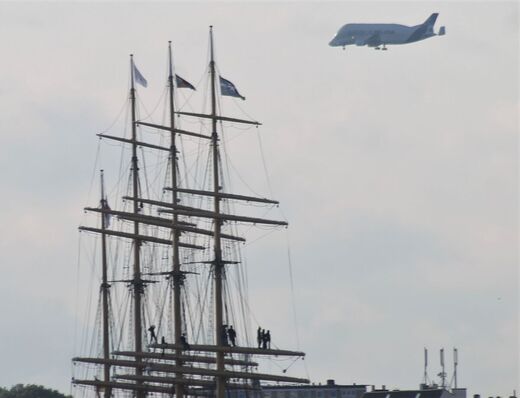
[262,384,368,390]
[364,390,445,398]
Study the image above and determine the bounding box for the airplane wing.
[365,32,383,47]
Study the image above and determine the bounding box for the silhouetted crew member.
[257,326,262,348]
[161,336,167,356]
[221,325,229,346]
[148,325,157,344]
[180,333,190,350]
[265,330,271,349]
[261,329,267,349]
[228,325,237,347]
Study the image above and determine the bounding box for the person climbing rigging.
[161,336,166,356]
[148,325,157,344]
[180,333,190,350]
[228,325,237,347]
[265,330,271,349]
[221,325,229,346]
[257,326,262,348]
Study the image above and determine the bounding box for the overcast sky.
[0,1,517,397]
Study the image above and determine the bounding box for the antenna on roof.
[423,347,429,386]
[438,348,447,388]
[453,348,458,389]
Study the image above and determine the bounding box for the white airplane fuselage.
[329,14,444,49]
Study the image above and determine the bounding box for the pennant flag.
[133,64,148,88]
[176,74,196,90]
[219,77,245,100]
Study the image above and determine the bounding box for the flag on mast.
[133,64,148,88]
[176,74,196,90]
[219,77,245,100]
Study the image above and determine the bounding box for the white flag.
[133,64,148,88]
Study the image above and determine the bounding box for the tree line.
[0,385,71,398]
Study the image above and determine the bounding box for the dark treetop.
[0,385,71,398]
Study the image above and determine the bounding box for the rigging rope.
[84,140,102,210]
[285,230,301,350]
[72,233,83,362]
[285,230,311,379]
[136,85,168,123]
[256,130,275,201]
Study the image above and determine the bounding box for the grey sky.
[0,1,517,397]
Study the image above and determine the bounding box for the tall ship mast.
[72,27,309,398]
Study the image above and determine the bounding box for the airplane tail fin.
[406,13,440,43]
[421,13,438,36]
[423,13,439,28]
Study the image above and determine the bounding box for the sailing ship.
[71,27,309,398]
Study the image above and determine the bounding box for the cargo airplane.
[329,13,445,50]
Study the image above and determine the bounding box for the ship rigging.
[72,27,308,398]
